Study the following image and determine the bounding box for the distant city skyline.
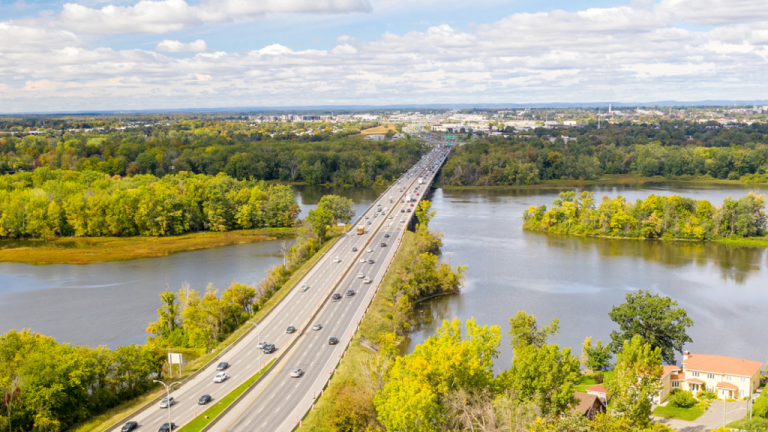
[1,0,767,112]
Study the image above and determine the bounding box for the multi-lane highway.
[116,137,450,432]
[209,144,450,432]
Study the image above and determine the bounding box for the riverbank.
[436,174,762,191]
[0,228,296,265]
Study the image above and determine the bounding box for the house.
[586,385,609,404]
[658,351,763,402]
[571,392,606,420]
[364,134,387,141]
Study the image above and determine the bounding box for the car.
[263,344,276,354]
[352,247,358,252]
[122,422,138,432]
[258,341,267,349]
[410,203,414,207]
[333,256,341,263]
[198,394,212,405]
[381,242,387,247]
[290,368,303,378]
[367,248,373,253]
[406,208,411,213]
[387,215,393,219]
[331,293,342,301]
[400,209,405,213]
[367,259,374,264]
[417,193,420,196]
[364,216,369,219]
[216,362,229,370]
[346,289,355,297]
[357,272,365,278]
[159,396,175,408]
[384,233,390,238]
[360,258,367,263]
[158,423,176,432]
[286,326,296,334]
[366,221,372,225]
[300,284,310,292]
[329,337,339,345]
[213,372,227,383]
[312,323,322,331]
[363,277,372,284]
[400,219,405,223]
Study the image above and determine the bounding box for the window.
[740,390,746,398]
[691,371,700,377]
[741,377,747,383]
[707,373,715,379]
[672,382,680,388]
[725,375,732,381]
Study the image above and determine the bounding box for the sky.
[1,0,768,112]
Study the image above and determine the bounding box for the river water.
[405,183,768,368]
[1,183,767,369]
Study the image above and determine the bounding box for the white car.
[258,341,267,349]
[363,277,372,284]
[159,397,175,408]
[300,284,310,292]
[367,248,373,253]
[333,256,341,263]
[290,368,303,378]
[312,323,322,331]
[357,272,365,278]
[360,258,367,263]
[400,219,405,223]
[214,372,227,383]
[387,216,393,219]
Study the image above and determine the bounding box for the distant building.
[365,134,387,141]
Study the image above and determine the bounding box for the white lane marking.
[247,420,252,426]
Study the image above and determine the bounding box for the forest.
[0,122,426,187]
[523,191,767,240]
[0,169,302,239]
[440,121,768,186]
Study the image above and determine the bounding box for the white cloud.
[661,0,768,26]
[156,39,208,52]
[59,0,372,34]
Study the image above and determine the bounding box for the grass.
[299,231,419,431]
[0,228,296,265]
[68,234,341,432]
[652,404,706,421]
[177,359,276,432]
[358,124,398,136]
[574,371,614,393]
[727,417,768,429]
[715,236,768,248]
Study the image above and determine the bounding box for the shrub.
[595,373,604,384]
[754,395,768,419]
[670,391,697,409]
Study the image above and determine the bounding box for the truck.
[357,225,365,235]
[405,194,412,203]
[418,178,424,185]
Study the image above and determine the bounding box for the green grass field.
[652,404,705,421]
[574,371,614,393]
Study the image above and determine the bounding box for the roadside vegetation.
[524,191,767,243]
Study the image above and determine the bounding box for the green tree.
[581,337,612,371]
[508,311,560,353]
[606,335,663,428]
[306,207,333,243]
[316,195,355,224]
[415,200,436,229]
[608,290,693,364]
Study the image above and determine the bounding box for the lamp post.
[153,380,181,431]
[247,321,260,369]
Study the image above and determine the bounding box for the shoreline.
[0,228,297,265]
[435,174,767,191]
[522,227,768,248]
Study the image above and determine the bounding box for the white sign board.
[168,353,183,365]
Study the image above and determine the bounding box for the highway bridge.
[110,131,450,432]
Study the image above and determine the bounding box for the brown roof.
[671,372,685,381]
[687,378,705,384]
[587,385,607,393]
[663,365,681,379]
[572,392,602,414]
[683,354,763,377]
[716,382,739,391]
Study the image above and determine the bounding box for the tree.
[506,343,580,416]
[415,200,436,229]
[317,195,355,224]
[306,207,333,243]
[608,290,693,364]
[606,335,663,428]
[581,337,612,371]
[508,311,559,353]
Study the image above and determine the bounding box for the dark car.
[216,362,229,371]
[367,259,374,264]
[198,394,211,405]
[384,233,390,238]
[331,293,342,301]
[329,337,339,345]
[406,208,411,213]
[158,423,176,432]
[352,247,358,252]
[346,289,356,297]
[381,242,387,247]
[286,326,296,334]
[263,344,276,354]
[122,422,138,432]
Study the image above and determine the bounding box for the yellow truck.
[357,225,365,235]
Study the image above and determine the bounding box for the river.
[1,183,767,368]
[405,182,768,368]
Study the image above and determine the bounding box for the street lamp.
[246,321,260,369]
[153,380,181,431]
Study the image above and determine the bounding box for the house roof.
[716,382,739,391]
[587,385,607,393]
[683,354,763,377]
[687,378,705,384]
[572,392,603,415]
[663,365,681,379]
